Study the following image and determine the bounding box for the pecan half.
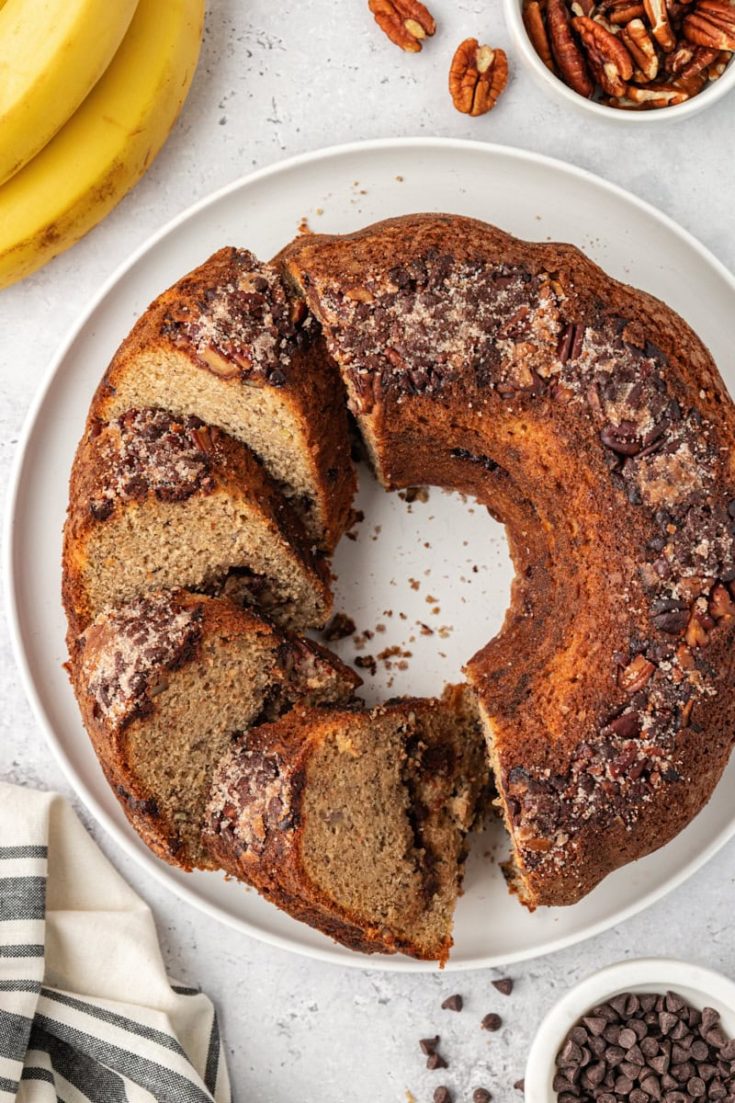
[449,39,509,115]
[665,41,709,73]
[621,18,660,79]
[710,583,735,619]
[683,0,735,50]
[571,0,596,14]
[547,0,594,96]
[707,49,732,77]
[573,16,635,96]
[619,653,656,694]
[624,81,691,102]
[368,0,436,52]
[601,0,647,23]
[643,0,677,50]
[523,1,556,71]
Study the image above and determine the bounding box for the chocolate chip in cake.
[482,1013,502,1032]
[441,994,463,1012]
[321,613,356,642]
[493,978,514,996]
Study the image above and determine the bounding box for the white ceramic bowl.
[526,958,735,1103]
[503,0,735,124]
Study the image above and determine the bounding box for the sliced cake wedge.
[89,246,356,551]
[63,407,332,637]
[204,686,488,963]
[67,590,361,870]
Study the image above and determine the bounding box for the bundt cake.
[62,211,735,961]
[204,686,488,963]
[62,407,332,637]
[88,247,356,552]
[67,589,360,869]
[281,213,735,909]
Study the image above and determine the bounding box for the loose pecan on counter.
[449,38,509,115]
[368,0,436,52]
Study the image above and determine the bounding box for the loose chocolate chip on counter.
[441,994,464,1012]
[473,1091,492,1103]
[419,1036,440,1055]
[513,1079,525,1092]
[427,1052,448,1071]
[433,1088,452,1103]
[493,978,514,996]
[482,1013,502,1032]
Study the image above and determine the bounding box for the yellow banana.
[0,0,140,185]
[0,0,205,289]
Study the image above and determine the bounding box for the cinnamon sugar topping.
[89,409,218,520]
[81,593,203,728]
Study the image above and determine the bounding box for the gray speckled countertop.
[2,3,735,1101]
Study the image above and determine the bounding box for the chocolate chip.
[441,994,463,1012]
[652,609,689,635]
[514,1080,525,1093]
[482,1013,502,1032]
[493,978,514,996]
[559,1040,583,1067]
[585,1062,607,1087]
[473,1091,492,1103]
[689,1079,707,1097]
[420,1036,440,1055]
[601,421,643,456]
[585,1017,609,1037]
[620,1030,639,1050]
[630,1090,650,1103]
[641,1076,663,1100]
[433,1088,452,1103]
[615,1074,635,1094]
[660,1013,679,1035]
[427,1052,448,1071]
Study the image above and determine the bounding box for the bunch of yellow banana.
[0,0,205,289]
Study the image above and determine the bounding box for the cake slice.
[63,407,332,637]
[67,590,361,870]
[89,246,356,552]
[204,686,488,963]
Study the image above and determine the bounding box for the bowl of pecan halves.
[504,0,735,119]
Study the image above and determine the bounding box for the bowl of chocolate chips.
[503,0,735,122]
[525,959,735,1103]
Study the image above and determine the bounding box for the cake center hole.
[323,462,514,705]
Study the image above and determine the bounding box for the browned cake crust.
[281,213,735,909]
[67,590,361,870]
[62,408,332,639]
[204,687,487,961]
[88,247,356,552]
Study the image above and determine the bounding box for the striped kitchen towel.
[0,782,231,1103]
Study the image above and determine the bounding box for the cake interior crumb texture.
[78,489,328,630]
[123,626,280,868]
[300,701,486,959]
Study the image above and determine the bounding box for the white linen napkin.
[0,782,231,1103]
